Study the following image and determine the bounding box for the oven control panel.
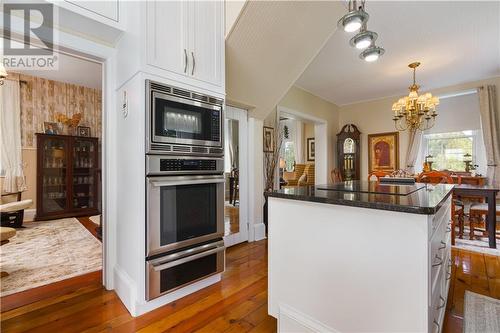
[160,159,217,172]
[147,155,224,175]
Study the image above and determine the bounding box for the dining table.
[453,184,499,249]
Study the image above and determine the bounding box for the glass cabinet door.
[41,137,68,213]
[72,138,97,210]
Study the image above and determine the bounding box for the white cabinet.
[65,0,119,22]
[146,1,189,76]
[189,0,224,87]
[146,0,224,91]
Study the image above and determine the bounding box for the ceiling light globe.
[364,53,379,62]
[338,10,369,33]
[360,46,385,62]
[355,38,371,49]
[344,17,362,32]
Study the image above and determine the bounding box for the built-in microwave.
[146,80,224,156]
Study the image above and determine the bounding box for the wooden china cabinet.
[35,133,100,221]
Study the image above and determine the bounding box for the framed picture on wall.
[43,122,60,135]
[368,132,399,173]
[77,126,91,137]
[307,138,315,161]
[263,126,274,152]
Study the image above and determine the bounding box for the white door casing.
[223,105,249,247]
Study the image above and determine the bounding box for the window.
[282,141,295,172]
[423,131,476,171]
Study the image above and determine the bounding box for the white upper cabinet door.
[65,1,119,22]
[189,0,224,87]
[146,1,190,76]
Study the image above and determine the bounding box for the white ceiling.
[19,52,102,89]
[296,1,500,106]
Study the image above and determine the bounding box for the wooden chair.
[331,168,343,183]
[416,170,454,184]
[468,202,500,240]
[368,171,390,182]
[416,171,464,245]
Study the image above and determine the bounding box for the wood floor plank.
[0,271,102,313]
[192,290,267,333]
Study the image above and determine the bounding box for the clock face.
[343,138,355,154]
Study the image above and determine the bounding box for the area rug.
[89,215,100,226]
[464,291,500,333]
[0,218,102,297]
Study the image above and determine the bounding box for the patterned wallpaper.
[16,73,102,148]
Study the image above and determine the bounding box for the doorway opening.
[277,106,328,188]
[0,47,105,309]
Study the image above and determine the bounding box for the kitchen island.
[266,181,454,333]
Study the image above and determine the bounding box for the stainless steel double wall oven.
[145,81,225,301]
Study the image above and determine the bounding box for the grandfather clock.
[336,124,361,181]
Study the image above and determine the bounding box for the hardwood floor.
[0,240,274,333]
[443,247,500,333]
[1,239,498,332]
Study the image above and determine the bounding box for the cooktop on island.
[317,180,426,196]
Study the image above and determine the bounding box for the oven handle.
[149,176,225,187]
[152,245,225,272]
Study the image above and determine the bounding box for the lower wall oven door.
[146,240,225,301]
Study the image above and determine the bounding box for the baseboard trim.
[134,273,221,317]
[279,303,339,333]
[24,209,36,222]
[253,222,266,241]
[113,264,138,316]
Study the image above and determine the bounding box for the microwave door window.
[154,98,217,141]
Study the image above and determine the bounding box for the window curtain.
[0,79,26,193]
[478,85,500,190]
[405,128,422,174]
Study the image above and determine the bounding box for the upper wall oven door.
[147,174,224,257]
[152,92,222,148]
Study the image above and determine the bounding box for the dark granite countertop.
[266,180,455,215]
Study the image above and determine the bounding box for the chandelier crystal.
[392,62,439,131]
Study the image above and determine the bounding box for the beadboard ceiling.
[296,1,500,106]
[226,0,345,119]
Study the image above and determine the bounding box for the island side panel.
[268,197,430,332]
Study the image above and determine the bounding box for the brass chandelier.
[392,62,439,131]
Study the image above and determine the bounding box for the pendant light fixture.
[360,46,385,62]
[338,0,385,62]
[392,62,439,131]
[337,0,369,33]
[349,24,378,49]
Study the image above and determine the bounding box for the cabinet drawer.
[430,198,451,240]
[429,266,448,333]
